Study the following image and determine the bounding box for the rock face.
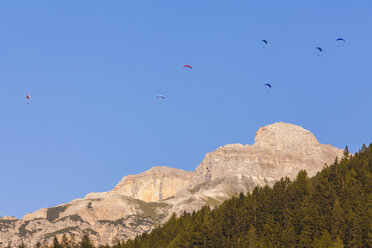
[195,122,342,185]
[0,122,344,247]
[111,167,195,202]
[0,217,17,221]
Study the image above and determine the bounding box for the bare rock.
[0,216,17,221]
[110,166,195,202]
[195,122,343,185]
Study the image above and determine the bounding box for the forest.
[23,144,371,248]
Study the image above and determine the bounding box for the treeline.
[29,144,371,248]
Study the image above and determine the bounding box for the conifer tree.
[314,230,332,248]
[360,144,368,152]
[52,237,62,248]
[61,234,71,248]
[331,198,343,239]
[331,236,345,248]
[245,224,257,248]
[17,241,26,248]
[79,234,94,248]
[343,145,350,157]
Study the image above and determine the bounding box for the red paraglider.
[26,95,30,104]
[183,65,192,69]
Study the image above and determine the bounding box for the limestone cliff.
[195,122,343,185]
[110,167,195,202]
[0,122,344,247]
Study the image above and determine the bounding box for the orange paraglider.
[26,95,30,104]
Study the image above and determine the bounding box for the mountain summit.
[0,122,344,247]
[195,122,342,184]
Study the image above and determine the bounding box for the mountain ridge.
[0,122,344,247]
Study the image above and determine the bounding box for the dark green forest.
[29,144,372,248]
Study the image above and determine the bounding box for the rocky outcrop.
[1,197,165,247]
[195,122,342,185]
[0,122,344,247]
[110,167,195,202]
[0,217,17,221]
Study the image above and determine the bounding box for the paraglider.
[183,65,192,69]
[264,84,272,94]
[316,47,323,56]
[156,95,166,103]
[262,40,268,48]
[336,38,345,47]
[26,95,30,104]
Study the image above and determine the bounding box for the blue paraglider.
[262,39,268,48]
[316,47,323,56]
[156,95,166,103]
[264,84,272,94]
[336,38,345,47]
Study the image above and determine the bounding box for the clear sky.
[1,1,371,218]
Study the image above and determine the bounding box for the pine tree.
[61,234,72,248]
[360,144,368,152]
[299,219,313,248]
[190,213,203,246]
[245,224,257,248]
[331,236,345,248]
[17,240,26,248]
[331,198,343,239]
[314,230,332,248]
[52,237,62,248]
[80,234,94,248]
[343,145,350,157]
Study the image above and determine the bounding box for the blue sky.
[1,1,371,218]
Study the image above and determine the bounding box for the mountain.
[121,144,371,248]
[0,122,344,247]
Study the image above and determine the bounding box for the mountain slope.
[0,122,344,247]
[122,144,371,248]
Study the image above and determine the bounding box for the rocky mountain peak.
[195,122,343,184]
[254,122,319,151]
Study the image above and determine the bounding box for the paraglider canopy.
[336,38,345,42]
[262,40,268,44]
[264,83,272,88]
[156,95,166,103]
[316,47,323,52]
[156,95,166,99]
[26,94,30,104]
[183,65,192,69]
